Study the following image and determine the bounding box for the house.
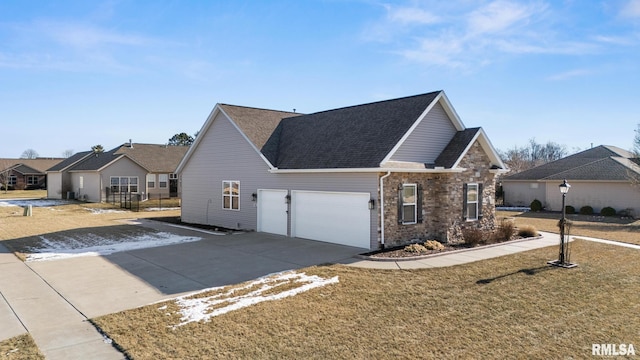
[46,142,189,202]
[176,91,507,250]
[501,145,640,217]
[0,158,64,190]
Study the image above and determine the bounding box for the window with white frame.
[8,175,16,185]
[27,176,38,185]
[222,180,239,210]
[159,174,168,188]
[463,183,483,221]
[169,173,178,180]
[147,174,155,188]
[401,184,417,224]
[110,176,139,193]
[79,176,84,189]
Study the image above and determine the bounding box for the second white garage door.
[291,190,371,249]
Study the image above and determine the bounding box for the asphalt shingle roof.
[60,144,188,173]
[504,145,639,181]
[219,105,300,150]
[435,128,480,168]
[47,151,92,171]
[261,91,442,169]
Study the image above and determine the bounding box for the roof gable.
[504,145,639,181]
[115,143,189,173]
[47,151,93,172]
[262,91,442,169]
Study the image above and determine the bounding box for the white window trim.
[402,183,417,225]
[109,176,140,193]
[147,174,156,189]
[159,174,168,188]
[8,175,17,185]
[466,183,479,222]
[222,180,240,211]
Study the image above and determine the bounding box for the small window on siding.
[398,183,423,225]
[463,183,483,221]
[159,174,168,188]
[223,181,240,210]
[79,176,84,189]
[147,174,156,188]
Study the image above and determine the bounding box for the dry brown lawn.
[93,240,640,359]
[0,334,44,360]
[497,210,640,245]
[0,190,47,199]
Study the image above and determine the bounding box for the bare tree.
[499,138,568,174]
[0,170,9,193]
[629,124,640,189]
[62,149,74,158]
[20,149,39,159]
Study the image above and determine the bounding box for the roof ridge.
[303,91,442,117]
[540,157,608,180]
[219,103,301,116]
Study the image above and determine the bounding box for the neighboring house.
[176,91,507,250]
[501,145,640,217]
[46,142,189,202]
[0,158,64,190]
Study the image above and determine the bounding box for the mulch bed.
[363,236,528,260]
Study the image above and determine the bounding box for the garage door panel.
[292,191,370,249]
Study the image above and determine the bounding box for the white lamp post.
[548,179,577,268]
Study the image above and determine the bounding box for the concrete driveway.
[23,218,365,318]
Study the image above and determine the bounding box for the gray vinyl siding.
[390,102,457,163]
[180,111,379,249]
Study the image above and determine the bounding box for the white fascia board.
[450,128,507,171]
[175,105,221,174]
[380,91,443,165]
[218,107,277,170]
[438,91,466,131]
[96,154,129,172]
[269,167,465,174]
[379,91,467,166]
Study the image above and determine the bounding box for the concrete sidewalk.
[346,231,565,269]
[0,244,124,359]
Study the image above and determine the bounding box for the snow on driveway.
[167,271,339,328]
[26,232,202,262]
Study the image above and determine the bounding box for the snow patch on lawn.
[84,208,128,214]
[26,232,202,262]
[0,199,71,207]
[170,271,339,327]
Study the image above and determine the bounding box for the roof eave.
[269,167,466,174]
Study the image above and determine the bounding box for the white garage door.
[257,189,288,236]
[291,190,370,249]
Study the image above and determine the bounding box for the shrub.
[493,218,516,243]
[530,199,543,212]
[423,240,445,251]
[404,244,428,254]
[462,228,485,247]
[517,225,538,238]
[579,205,594,215]
[565,205,575,214]
[600,206,616,216]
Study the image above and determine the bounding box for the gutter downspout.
[379,171,392,248]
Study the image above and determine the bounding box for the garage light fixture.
[368,199,375,210]
[285,194,291,204]
[251,193,257,202]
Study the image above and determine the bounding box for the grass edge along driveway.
[93,240,639,359]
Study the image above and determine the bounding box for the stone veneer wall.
[380,141,497,248]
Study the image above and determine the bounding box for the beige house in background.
[501,145,640,217]
[46,142,188,202]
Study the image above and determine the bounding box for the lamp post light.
[548,179,577,268]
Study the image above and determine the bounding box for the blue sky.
[1,0,639,158]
